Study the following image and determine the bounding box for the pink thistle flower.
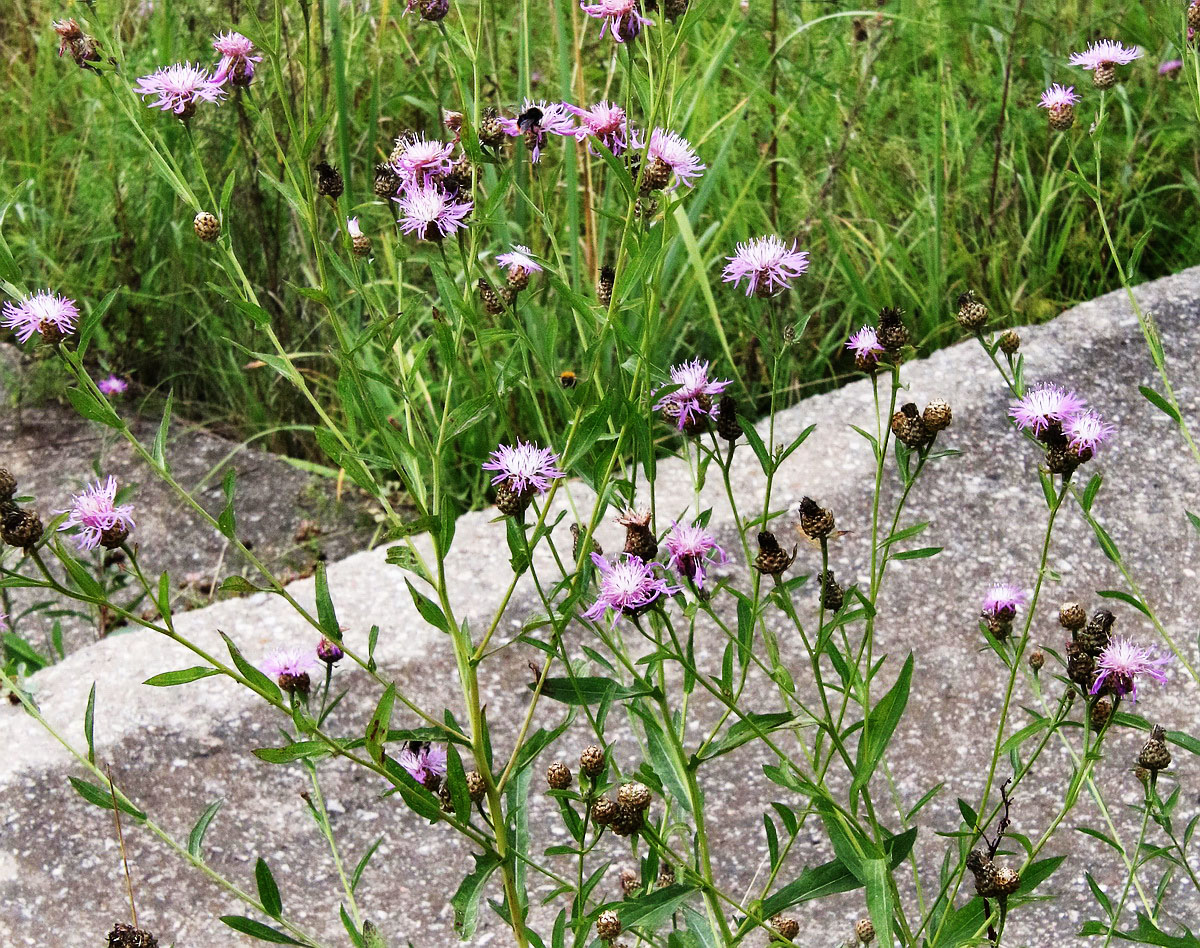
[394,184,472,240]
[1069,39,1142,71]
[1090,636,1170,701]
[497,100,576,163]
[261,645,320,695]
[97,375,129,396]
[663,521,727,589]
[397,742,448,789]
[722,235,810,297]
[1159,59,1184,76]
[496,245,543,273]
[58,476,136,551]
[566,101,630,155]
[981,582,1026,620]
[482,441,565,496]
[846,325,884,364]
[391,134,456,186]
[212,31,262,87]
[653,358,731,431]
[631,127,706,189]
[1063,409,1114,454]
[2,290,80,344]
[1038,84,1080,109]
[583,552,679,621]
[580,0,654,43]
[134,62,227,116]
[346,217,364,239]
[1008,382,1087,435]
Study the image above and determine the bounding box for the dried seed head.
[716,395,741,443]
[819,569,844,611]
[855,918,876,944]
[955,291,989,331]
[1077,609,1114,656]
[1090,697,1113,730]
[580,744,607,777]
[546,761,572,790]
[753,530,796,576]
[478,278,506,315]
[609,802,644,836]
[998,329,1021,355]
[992,865,1020,895]
[597,265,616,306]
[890,403,931,448]
[0,468,15,501]
[1137,724,1171,772]
[664,0,689,20]
[1028,650,1045,672]
[965,849,990,874]
[1059,601,1087,632]
[596,910,622,941]
[922,399,952,432]
[1,507,43,549]
[479,107,506,148]
[193,211,220,242]
[617,781,652,811]
[877,306,909,352]
[618,510,658,560]
[315,162,344,199]
[656,863,676,888]
[107,923,159,948]
[799,496,835,540]
[1066,641,1097,690]
[620,867,640,896]
[591,797,618,825]
[465,770,487,802]
[770,916,800,940]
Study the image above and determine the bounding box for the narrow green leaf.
[152,390,174,473]
[852,654,914,794]
[366,684,396,764]
[188,800,223,858]
[1138,385,1181,423]
[84,683,96,764]
[218,916,303,944]
[405,579,449,632]
[68,776,146,820]
[144,666,221,687]
[255,858,283,918]
[891,546,942,561]
[220,632,282,703]
[217,468,237,538]
[315,561,340,639]
[451,852,501,939]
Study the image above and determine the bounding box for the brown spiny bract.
[855,917,876,943]
[0,468,15,502]
[877,306,909,352]
[609,802,644,836]
[1090,698,1113,730]
[478,278,506,315]
[580,744,606,777]
[753,530,796,576]
[1028,650,1045,672]
[983,614,1012,642]
[315,162,344,199]
[820,569,844,611]
[1059,601,1087,632]
[770,915,800,941]
[992,865,1020,896]
[1046,445,1082,477]
[108,924,159,948]
[640,156,671,194]
[620,867,640,896]
[591,797,618,825]
[597,265,616,306]
[1093,61,1116,89]
[716,395,741,442]
[2,508,43,549]
[1138,724,1172,772]
[373,163,400,197]
[495,483,532,517]
[1078,609,1115,655]
[998,329,1021,355]
[955,290,989,331]
[617,781,652,811]
[922,399,952,432]
[193,212,220,242]
[506,264,530,292]
[546,761,572,790]
[656,863,676,888]
[465,770,487,802]
[479,107,505,148]
[1048,102,1076,131]
[1066,641,1096,690]
[618,510,658,560]
[799,496,835,540]
[352,233,372,257]
[596,909,622,941]
[890,403,931,448]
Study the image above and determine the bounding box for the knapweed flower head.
[53,18,100,67]
[981,583,1026,620]
[1063,408,1114,454]
[1038,84,1080,109]
[498,100,576,163]
[346,217,364,239]
[722,235,810,297]
[1069,39,1142,70]
[394,184,472,240]
[482,441,565,496]
[261,646,320,695]
[391,134,456,186]
[397,742,448,789]
[654,358,731,431]
[566,101,630,155]
[134,62,226,116]
[663,521,727,589]
[98,375,129,396]
[211,31,261,87]
[496,245,543,274]
[580,0,654,43]
[1159,59,1184,77]
[846,325,885,364]
[1090,636,1170,701]
[58,476,136,551]
[2,291,80,344]
[583,553,679,621]
[1009,382,1087,435]
[633,127,705,189]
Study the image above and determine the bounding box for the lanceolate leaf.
[852,653,914,795]
[451,852,502,939]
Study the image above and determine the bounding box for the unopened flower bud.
[799,497,835,540]
[1059,601,1087,631]
[771,916,800,940]
[546,761,572,790]
[373,162,401,198]
[2,508,43,549]
[317,638,344,664]
[955,291,988,331]
[580,744,606,777]
[620,867,640,896]
[753,531,795,576]
[716,395,741,443]
[998,329,1020,355]
[618,510,657,560]
[1137,724,1171,772]
[591,796,618,825]
[597,265,616,306]
[855,918,876,944]
[465,769,487,802]
[617,781,652,811]
[1028,650,1045,672]
[315,162,344,199]
[0,468,17,502]
[193,212,220,242]
[877,306,909,352]
[922,399,952,432]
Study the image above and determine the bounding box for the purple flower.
[1159,59,1184,77]
[97,375,129,396]
[397,742,448,789]
[1069,39,1142,71]
[1090,636,1170,702]
[1008,382,1087,435]
[580,0,653,43]
[663,521,727,589]
[653,358,730,430]
[632,127,705,189]
[212,31,261,87]
[2,290,80,343]
[134,62,226,116]
[58,476,136,551]
[1039,84,1080,109]
[1063,409,1114,454]
[394,184,472,240]
[721,235,810,297]
[498,99,576,162]
[981,582,1026,620]
[391,134,456,186]
[846,325,884,364]
[566,101,630,155]
[261,645,320,694]
[583,553,679,621]
[482,441,565,496]
[496,245,543,273]
[346,217,364,239]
